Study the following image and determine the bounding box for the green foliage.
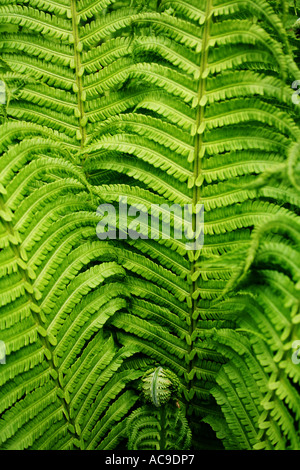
[126,366,191,450]
[126,403,192,450]
[0,0,299,451]
[141,367,181,407]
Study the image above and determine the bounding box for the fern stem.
[70,0,87,149]
[187,0,213,395]
[159,405,166,449]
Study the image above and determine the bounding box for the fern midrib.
[159,405,166,449]
[188,0,212,392]
[70,0,86,148]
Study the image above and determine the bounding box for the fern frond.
[0,0,299,451]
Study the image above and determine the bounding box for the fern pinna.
[0,0,299,450]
